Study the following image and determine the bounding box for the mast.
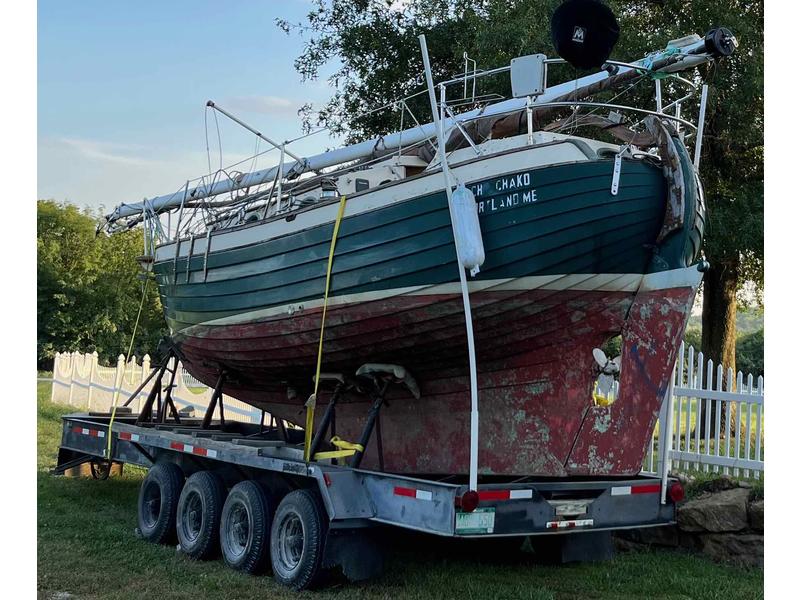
[103,32,733,229]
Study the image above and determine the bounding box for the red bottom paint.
[176,278,697,477]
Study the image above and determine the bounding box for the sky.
[38,0,340,213]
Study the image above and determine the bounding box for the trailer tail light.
[668,481,685,503]
[459,490,480,513]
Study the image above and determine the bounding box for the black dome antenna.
[551,0,620,70]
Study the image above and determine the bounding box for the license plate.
[455,508,495,534]
[553,500,589,516]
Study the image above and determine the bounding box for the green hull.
[155,157,686,332]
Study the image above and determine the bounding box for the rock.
[748,500,764,532]
[677,530,701,551]
[678,487,750,532]
[698,533,763,567]
[670,472,696,486]
[695,474,739,494]
[613,536,646,553]
[619,525,680,547]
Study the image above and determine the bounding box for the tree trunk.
[698,258,739,440]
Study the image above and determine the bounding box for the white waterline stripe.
[187,267,700,330]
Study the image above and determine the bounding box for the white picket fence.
[48,344,764,479]
[641,342,765,480]
[49,351,265,423]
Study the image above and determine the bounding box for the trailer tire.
[220,480,272,574]
[176,471,226,560]
[137,462,184,544]
[270,489,328,590]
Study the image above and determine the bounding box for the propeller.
[592,348,621,399]
[592,348,621,374]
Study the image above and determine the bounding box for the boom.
[103,31,734,229]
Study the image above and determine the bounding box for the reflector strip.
[169,441,218,459]
[118,432,140,442]
[71,426,105,438]
[546,519,594,529]
[612,484,661,496]
[477,489,534,501]
[510,490,534,499]
[478,490,509,501]
[631,484,661,494]
[393,486,433,501]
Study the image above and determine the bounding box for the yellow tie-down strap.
[313,436,364,461]
[304,195,347,462]
[592,381,616,407]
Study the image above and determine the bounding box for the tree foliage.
[613,0,763,288]
[278,0,562,143]
[281,1,762,285]
[37,200,166,368]
[736,328,763,377]
[280,0,763,377]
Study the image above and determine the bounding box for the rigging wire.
[105,275,150,460]
[213,108,223,170]
[116,58,699,236]
[204,106,212,175]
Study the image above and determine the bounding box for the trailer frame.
[55,405,681,584]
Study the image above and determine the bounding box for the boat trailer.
[54,348,684,590]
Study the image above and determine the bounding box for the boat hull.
[173,268,699,476]
[153,145,703,476]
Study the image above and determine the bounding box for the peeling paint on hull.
[174,268,700,477]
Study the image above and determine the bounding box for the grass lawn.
[37,381,763,599]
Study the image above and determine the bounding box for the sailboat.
[102,7,736,478]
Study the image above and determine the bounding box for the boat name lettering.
[495,173,532,192]
[478,190,537,215]
[469,173,532,198]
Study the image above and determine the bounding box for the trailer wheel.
[270,489,328,590]
[137,462,184,544]
[176,471,226,560]
[220,480,272,574]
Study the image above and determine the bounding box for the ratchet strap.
[313,436,364,461]
[304,195,347,462]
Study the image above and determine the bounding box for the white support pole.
[659,374,676,504]
[693,84,709,169]
[141,354,151,412]
[206,101,304,164]
[276,144,286,212]
[419,34,480,492]
[526,96,534,144]
[655,78,663,113]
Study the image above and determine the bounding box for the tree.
[736,329,763,377]
[280,0,763,385]
[614,1,763,388]
[37,200,166,368]
[278,0,561,142]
